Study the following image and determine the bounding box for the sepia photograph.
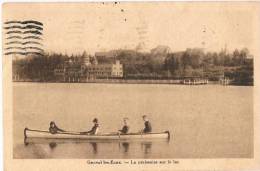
[2,2,260,169]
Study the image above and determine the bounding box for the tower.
[82,51,91,66]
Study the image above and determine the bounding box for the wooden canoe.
[24,128,170,140]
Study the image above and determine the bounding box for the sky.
[3,2,260,56]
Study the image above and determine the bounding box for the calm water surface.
[13,83,253,158]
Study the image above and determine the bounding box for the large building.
[87,60,123,78]
[54,54,123,81]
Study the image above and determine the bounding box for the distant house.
[54,66,66,77]
[87,60,123,78]
[54,63,84,82]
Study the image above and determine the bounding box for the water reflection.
[90,142,98,154]
[141,142,152,154]
[49,142,57,149]
[119,142,129,153]
[24,138,29,146]
[23,138,170,158]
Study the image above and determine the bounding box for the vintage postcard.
[2,1,260,171]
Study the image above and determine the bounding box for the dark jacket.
[49,125,64,134]
[119,125,129,134]
[143,121,152,133]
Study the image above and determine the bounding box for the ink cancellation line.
[4,20,43,26]
[6,30,42,35]
[5,41,43,46]
[4,25,43,30]
[6,36,43,40]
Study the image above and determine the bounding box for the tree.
[232,49,240,66]
[239,48,249,65]
[223,54,232,66]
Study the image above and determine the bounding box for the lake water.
[13,83,253,159]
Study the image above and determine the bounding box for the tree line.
[12,47,253,85]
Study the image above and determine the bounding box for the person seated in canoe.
[49,121,65,134]
[80,118,99,135]
[142,115,152,133]
[118,117,130,134]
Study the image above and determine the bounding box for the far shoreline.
[12,79,253,86]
